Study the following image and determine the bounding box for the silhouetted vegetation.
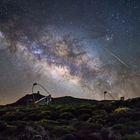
[0,96,140,140]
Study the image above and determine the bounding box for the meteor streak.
[104,47,129,68]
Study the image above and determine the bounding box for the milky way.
[0,0,140,104]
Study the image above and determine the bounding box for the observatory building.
[34,94,52,105]
[32,83,52,105]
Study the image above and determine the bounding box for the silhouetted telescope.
[104,91,115,100]
[32,82,51,102]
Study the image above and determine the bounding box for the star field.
[0,0,140,104]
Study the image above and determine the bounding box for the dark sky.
[0,0,140,104]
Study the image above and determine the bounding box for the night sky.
[0,0,140,104]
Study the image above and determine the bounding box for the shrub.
[37,110,52,120]
[51,126,73,137]
[89,110,107,124]
[122,134,140,140]
[74,109,92,117]
[37,119,60,130]
[114,107,130,113]
[49,111,59,120]
[24,113,43,121]
[121,124,136,135]
[59,112,74,120]
[95,102,114,112]
[60,107,75,113]
[0,121,7,131]
[5,124,17,134]
[2,112,16,121]
[16,121,27,134]
[36,119,48,128]
[112,123,124,131]
[73,121,102,131]
[78,113,91,121]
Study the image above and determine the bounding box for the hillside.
[0,95,140,140]
[6,93,98,106]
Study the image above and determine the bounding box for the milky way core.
[0,0,140,104]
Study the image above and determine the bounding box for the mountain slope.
[1,95,140,140]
